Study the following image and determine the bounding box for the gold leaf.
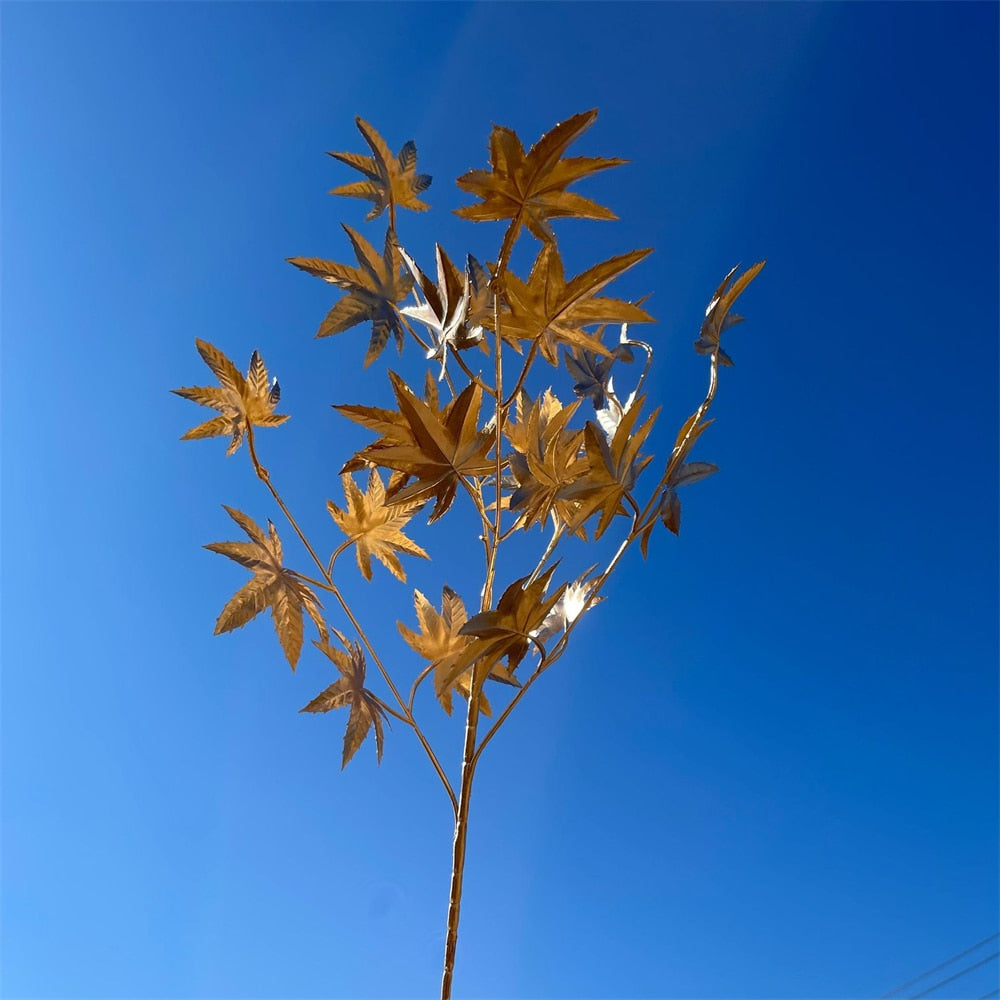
[327,468,429,582]
[501,244,654,366]
[300,639,388,767]
[343,372,496,522]
[456,109,624,244]
[172,340,288,455]
[328,117,432,221]
[398,588,492,717]
[205,507,325,670]
[288,227,414,367]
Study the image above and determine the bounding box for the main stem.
[439,219,520,999]
[439,693,481,1000]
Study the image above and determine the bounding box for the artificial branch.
[173,110,763,1000]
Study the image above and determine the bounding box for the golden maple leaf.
[300,639,389,768]
[334,372,445,477]
[397,587,494,717]
[505,389,588,534]
[529,569,604,646]
[343,372,496,522]
[328,117,431,221]
[327,468,429,582]
[560,397,658,540]
[397,243,490,379]
[455,109,624,244]
[433,568,565,696]
[693,260,766,367]
[204,506,327,670]
[501,243,654,366]
[637,413,717,556]
[172,340,289,456]
[287,225,414,367]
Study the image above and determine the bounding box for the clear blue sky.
[3,3,997,998]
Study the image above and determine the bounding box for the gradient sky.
[3,3,998,999]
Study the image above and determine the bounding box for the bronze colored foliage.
[501,243,654,365]
[455,108,623,243]
[173,340,288,456]
[327,468,429,582]
[173,110,764,1000]
[328,117,432,222]
[204,506,326,669]
[288,225,414,366]
[301,638,389,768]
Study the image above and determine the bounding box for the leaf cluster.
[173,109,764,778]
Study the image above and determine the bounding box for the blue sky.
[3,3,997,999]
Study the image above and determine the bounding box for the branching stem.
[246,425,458,817]
[439,213,522,1000]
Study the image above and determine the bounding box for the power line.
[975,988,998,999]
[879,932,999,998]
[910,951,998,998]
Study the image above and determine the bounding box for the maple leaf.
[433,568,565,695]
[345,371,496,522]
[530,568,604,646]
[327,468,429,582]
[204,506,327,670]
[287,225,414,367]
[501,243,654,366]
[560,396,658,539]
[398,243,486,380]
[172,340,288,456]
[504,389,589,534]
[693,260,766,366]
[638,413,717,556]
[464,255,498,342]
[300,639,389,768]
[327,117,431,221]
[455,109,624,244]
[658,461,719,536]
[565,325,636,409]
[397,587,494,717]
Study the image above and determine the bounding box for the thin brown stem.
[245,425,457,816]
[407,663,435,714]
[501,341,539,410]
[399,314,461,399]
[527,520,564,584]
[471,663,539,768]
[451,349,491,394]
[460,475,496,541]
[439,216,521,1000]
[439,683,481,1000]
[327,539,352,578]
[372,696,410,726]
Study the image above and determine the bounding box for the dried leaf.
[398,243,483,379]
[693,260,766,366]
[397,588,493,716]
[436,568,566,694]
[455,109,624,243]
[327,468,429,581]
[505,390,588,534]
[530,568,604,646]
[172,341,288,456]
[342,372,495,522]
[287,226,414,366]
[205,507,327,670]
[560,397,657,539]
[502,243,654,366]
[657,462,720,537]
[328,117,431,221]
[301,639,388,768]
